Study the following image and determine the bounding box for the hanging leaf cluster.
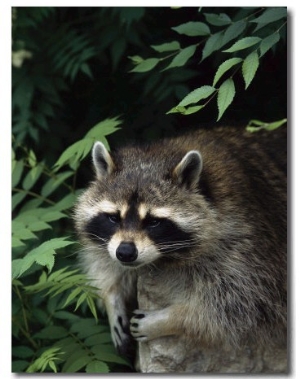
[129,7,287,121]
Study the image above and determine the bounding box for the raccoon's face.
[75,141,207,268]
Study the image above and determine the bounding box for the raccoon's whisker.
[64,250,80,258]
[155,240,200,252]
[85,233,109,244]
[154,238,200,246]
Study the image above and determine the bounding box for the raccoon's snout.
[116,242,138,263]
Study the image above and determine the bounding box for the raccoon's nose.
[116,242,138,263]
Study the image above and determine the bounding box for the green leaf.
[80,62,93,79]
[223,37,262,53]
[40,210,67,222]
[12,237,25,248]
[259,32,280,57]
[128,55,144,64]
[48,361,58,373]
[85,117,122,140]
[12,226,37,241]
[28,149,37,167]
[35,254,55,273]
[47,282,74,297]
[12,360,30,373]
[13,209,66,240]
[86,360,110,373]
[53,193,77,211]
[217,78,235,121]
[213,58,243,86]
[181,105,204,115]
[250,7,286,25]
[130,58,160,73]
[12,192,27,211]
[167,105,205,116]
[12,346,35,359]
[110,37,126,69]
[221,20,247,48]
[63,350,93,373]
[201,31,223,61]
[87,295,99,321]
[261,119,287,131]
[204,13,231,26]
[84,333,112,346]
[166,106,185,114]
[26,347,62,373]
[28,220,51,232]
[242,51,259,89]
[12,238,74,279]
[70,318,105,336]
[172,21,210,36]
[246,118,287,132]
[34,326,69,340]
[151,41,181,52]
[74,292,88,311]
[22,165,44,191]
[19,198,44,213]
[85,361,110,374]
[41,171,73,197]
[246,119,265,126]
[56,273,87,283]
[55,116,122,169]
[12,160,24,188]
[178,85,216,107]
[63,287,83,307]
[164,45,197,70]
[53,140,93,170]
[48,266,78,281]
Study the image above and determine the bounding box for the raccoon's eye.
[107,213,121,224]
[145,217,161,228]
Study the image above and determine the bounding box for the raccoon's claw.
[111,315,134,355]
[130,308,174,342]
[130,310,149,342]
[112,315,128,344]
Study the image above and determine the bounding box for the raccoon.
[74,126,287,361]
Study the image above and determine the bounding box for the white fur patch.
[138,203,148,219]
[120,204,128,218]
[151,207,173,219]
[98,200,118,214]
[82,200,119,222]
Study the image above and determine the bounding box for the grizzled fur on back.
[74,126,287,356]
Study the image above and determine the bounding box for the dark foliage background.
[11,6,287,373]
[12,7,286,161]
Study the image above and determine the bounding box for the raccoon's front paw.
[130,309,168,342]
[111,315,134,357]
[130,310,148,341]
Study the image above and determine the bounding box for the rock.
[136,271,287,374]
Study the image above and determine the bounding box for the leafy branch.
[129,7,287,121]
[12,116,127,373]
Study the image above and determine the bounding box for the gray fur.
[74,126,287,357]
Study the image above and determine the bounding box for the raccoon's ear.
[92,142,115,180]
[173,150,203,189]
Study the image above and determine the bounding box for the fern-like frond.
[47,26,96,81]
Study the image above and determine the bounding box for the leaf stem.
[13,284,40,350]
[12,187,56,206]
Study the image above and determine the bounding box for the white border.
[2,2,298,378]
